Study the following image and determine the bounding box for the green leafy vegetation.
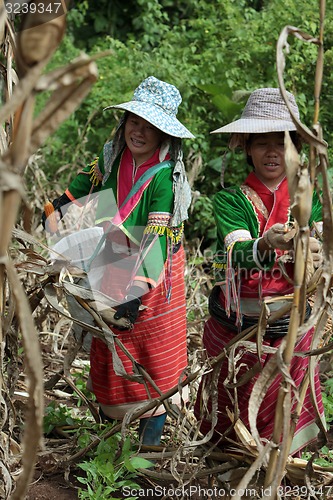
[43,401,153,498]
[77,435,153,500]
[322,377,333,425]
[302,372,333,466]
[71,365,96,407]
[36,0,333,210]
[43,401,82,435]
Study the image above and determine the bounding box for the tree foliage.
[37,0,333,248]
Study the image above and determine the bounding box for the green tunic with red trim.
[194,171,324,454]
[65,146,182,288]
[212,172,322,313]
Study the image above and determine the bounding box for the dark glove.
[42,193,71,230]
[113,286,143,327]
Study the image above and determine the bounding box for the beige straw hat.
[211,88,299,134]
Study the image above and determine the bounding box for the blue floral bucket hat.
[104,76,194,139]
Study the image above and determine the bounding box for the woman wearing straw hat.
[43,76,194,445]
[194,88,324,456]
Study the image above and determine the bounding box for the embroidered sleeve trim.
[213,262,227,270]
[241,184,269,220]
[144,212,184,244]
[64,188,82,206]
[132,276,157,288]
[88,157,103,186]
[224,229,252,249]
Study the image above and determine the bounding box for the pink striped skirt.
[89,246,188,419]
[194,316,324,455]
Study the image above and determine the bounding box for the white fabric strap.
[253,238,270,270]
[224,229,252,249]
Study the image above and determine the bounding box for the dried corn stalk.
[261,3,332,498]
[0,2,102,498]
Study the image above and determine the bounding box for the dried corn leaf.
[15,261,49,275]
[260,16,333,490]
[42,283,104,336]
[12,227,55,252]
[17,248,48,263]
[29,62,99,154]
[0,58,49,124]
[0,1,5,45]
[226,409,257,452]
[277,26,326,154]
[43,284,138,383]
[0,189,22,255]
[0,126,7,154]
[0,460,12,500]
[308,348,327,436]
[5,260,43,500]
[223,443,273,500]
[225,340,276,390]
[27,52,113,155]
[284,132,312,227]
[286,457,333,485]
[35,50,112,92]
[61,280,118,307]
[16,2,66,72]
[256,301,270,361]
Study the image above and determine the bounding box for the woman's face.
[246,132,286,189]
[124,113,164,165]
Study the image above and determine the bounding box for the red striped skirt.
[194,316,324,455]
[89,246,188,419]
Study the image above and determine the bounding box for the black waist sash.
[209,286,311,339]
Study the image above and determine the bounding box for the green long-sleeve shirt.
[65,147,182,286]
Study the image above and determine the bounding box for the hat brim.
[104,101,195,139]
[211,118,297,134]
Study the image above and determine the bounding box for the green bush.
[33,0,333,246]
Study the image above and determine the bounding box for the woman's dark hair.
[245,131,303,168]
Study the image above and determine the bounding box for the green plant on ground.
[71,364,97,407]
[302,375,333,466]
[43,401,153,498]
[322,377,333,425]
[76,434,153,500]
[302,445,333,467]
[43,401,83,435]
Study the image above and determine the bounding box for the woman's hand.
[113,285,146,329]
[42,193,71,232]
[262,223,295,251]
[309,237,322,269]
[113,295,142,326]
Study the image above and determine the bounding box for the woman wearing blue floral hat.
[43,76,194,445]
